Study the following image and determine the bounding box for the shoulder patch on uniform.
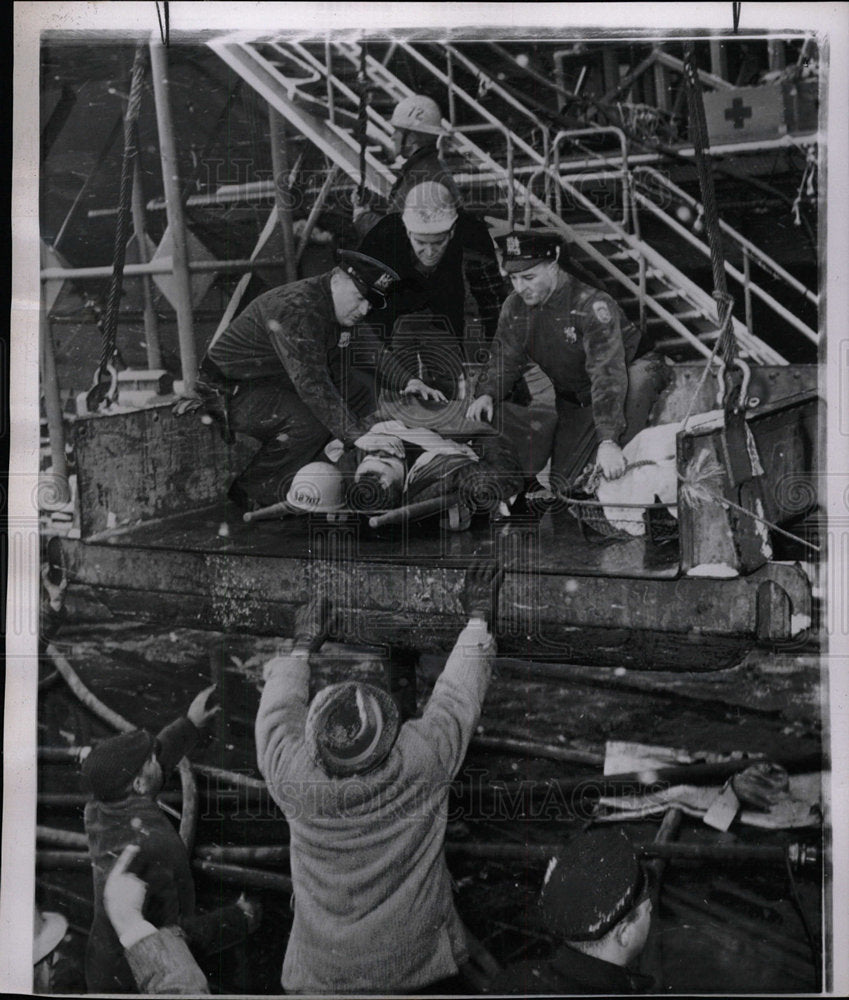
[592,299,613,324]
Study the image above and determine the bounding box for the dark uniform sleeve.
[267,307,367,443]
[474,296,529,402]
[580,292,630,442]
[155,717,200,779]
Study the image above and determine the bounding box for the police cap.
[335,250,400,308]
[496,229,565,273]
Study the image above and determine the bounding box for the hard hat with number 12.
[390,94,444,135]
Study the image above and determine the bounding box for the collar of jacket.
[317,271,339,327]
[550,944,653,994]
[398,143,441,173]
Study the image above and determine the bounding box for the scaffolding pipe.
[324,40,336,125]
[268,107,299,284]
[296,165,340,263]
[39,301,70,502]
[41,257,289,281]
[446,48,456,127]
[149,38,197,392]
[131,152,163,369]
[743,248,754,337]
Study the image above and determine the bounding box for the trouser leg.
[620,352,670,446]
[228,383,332,509]
[181,903,251,956]
[495,400,558,478]
[549,401,596,495]
[550,354,669,493]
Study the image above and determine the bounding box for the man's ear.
[131,774,145,795]
[612,913,632,950]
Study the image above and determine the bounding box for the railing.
[551,127,630,227]
[518,154,786,364]
[632,165,818,346]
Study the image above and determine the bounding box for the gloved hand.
[461,559,504,626]
[187,684,221,729]
[731,762,790,811]
[293,594,334,653]
[596,440,626,479]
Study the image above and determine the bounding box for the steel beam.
[150,40,197,391]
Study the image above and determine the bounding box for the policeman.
[359,181,506,401]
[487,828,654,994]
[352,94,462,238]
[466,230,668,495]
[196,251,399,512]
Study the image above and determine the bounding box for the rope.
[565,456,820,554]
[96,45,148,385]
[356,42,369,202]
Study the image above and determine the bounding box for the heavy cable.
[682,43,737,368]
[91,44,148,405]
[356,41,369,202]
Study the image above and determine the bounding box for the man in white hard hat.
[353,94,462,238]
[359,180,507,401]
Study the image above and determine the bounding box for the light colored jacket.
[255,620,494,994]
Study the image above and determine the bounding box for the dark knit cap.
[305,682,400,778]
[537,828,645,941]
[81,729,155,801]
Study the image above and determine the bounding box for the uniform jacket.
[84,717,199,993]
[255,621,495,994]
[354,144,463,238]
[124,928,210,995]
[205,273,366,443]
[475,272,644,442]
[358,211,506,379]
[488,943,653,995]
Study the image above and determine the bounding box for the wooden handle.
[243,501,294,522]
[368,494,458,528]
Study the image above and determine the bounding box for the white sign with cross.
[702,85,786,145]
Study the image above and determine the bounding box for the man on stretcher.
[283,405,526,531]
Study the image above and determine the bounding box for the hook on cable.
[86,361,120,413]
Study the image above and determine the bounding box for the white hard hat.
[401,181,459,235]
[287,462,346,513]
[390,94,444,135]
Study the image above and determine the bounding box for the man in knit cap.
[488,828,654,994]
[255,561,503,994]
[81,685,258,993]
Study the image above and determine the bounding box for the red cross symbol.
[724,97,753,129]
